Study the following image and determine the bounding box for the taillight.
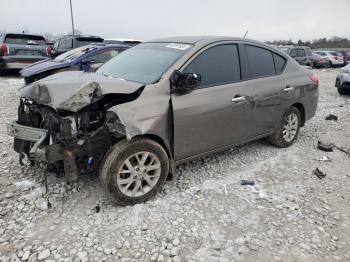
[309,75,319,87]
[47,46,52,57]
[0,44,9,56]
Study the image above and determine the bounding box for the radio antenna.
[243,30,249,38]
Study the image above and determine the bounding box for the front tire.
[268,107,301,148]
[100,137,169,205]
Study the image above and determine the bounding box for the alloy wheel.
[283,113,299,143]
[116,151,161,197]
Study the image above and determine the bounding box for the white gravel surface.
[0,69,349,262]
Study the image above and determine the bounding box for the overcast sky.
[1,0,349,41]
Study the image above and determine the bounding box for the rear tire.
[338,88,348,95]
[100,137,169,206]
[268,106,301,148]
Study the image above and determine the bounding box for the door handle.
[283,86,295,92]
[231,96,246,102]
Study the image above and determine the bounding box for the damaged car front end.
[8,71,145,182]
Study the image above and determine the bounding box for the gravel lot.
[0,69,349,262]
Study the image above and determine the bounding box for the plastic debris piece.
[313,168,326,179]
[94,205,100,213]
[317,141,334,152]
[240,178,255,186]
[318,156,331,162]
[325,114,338,121]
[223,184,228,195]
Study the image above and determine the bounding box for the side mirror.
[170,70,201,93]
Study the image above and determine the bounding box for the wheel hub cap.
[283,113,298,143]
[116,151,161,197]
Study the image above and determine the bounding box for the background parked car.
[21,43,129,84]
[337,50,350,66]
[51,35,104,58]
[0,32,51,75]
[335,63,350,95]
[104,38,142,46]
[314,50,344,67]
[312,52,328,68]
[279,46,313,66]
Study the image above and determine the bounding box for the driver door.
[172,44,256,161]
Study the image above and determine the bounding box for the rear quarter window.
[246,45,275,78]
[273,53,287,74]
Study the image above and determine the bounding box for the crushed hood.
[18,71,144,112]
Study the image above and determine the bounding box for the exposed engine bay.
[14,97,127,182]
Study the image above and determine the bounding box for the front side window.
[97,42,192,84]
[184,44,241,87]
[246,45,275,78]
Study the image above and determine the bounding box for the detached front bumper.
[6,121,48,161]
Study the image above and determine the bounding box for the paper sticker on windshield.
[166,43,191,50]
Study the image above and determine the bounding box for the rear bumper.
[335,74,350,89]
[0,56,47,69]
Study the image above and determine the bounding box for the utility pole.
[69,0,75,35]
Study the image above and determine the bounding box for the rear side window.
[4,34,46,46]
[273,53,287,74]
[89,49,121,63]
[246,45,275,78]
[184,44,241,87]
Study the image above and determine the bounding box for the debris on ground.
[317,140,350,156]
[94,205,100,213]
[317,141,334,152]
[318,156,331,162]
[313,168,326,179]
[325,114,338,121]
[240,178,255,185]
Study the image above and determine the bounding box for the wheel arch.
[291,102,305,127]
[132,134,175,180]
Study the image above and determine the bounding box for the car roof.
[147,35,272,46]
[81,43,130,49]
[59,35,103,39]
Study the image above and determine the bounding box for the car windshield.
[4,34,47,46]
[96,42,193,84]
[53,46,97,62]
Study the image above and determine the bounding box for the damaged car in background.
[7,36,319,205]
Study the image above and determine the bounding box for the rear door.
[243,44,287,135]
[172,43,256,160]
